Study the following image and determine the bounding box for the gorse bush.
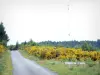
[0,44,6,53]
[23,46,100,61]
[0,44,6,58]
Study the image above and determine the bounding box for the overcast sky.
[0,0,100,45]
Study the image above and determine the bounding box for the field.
[20,46,100,75]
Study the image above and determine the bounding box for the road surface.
[11,51,57,75]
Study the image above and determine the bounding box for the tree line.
[38,40,100,50]
[8,39,100,51]
[0,22,99,51]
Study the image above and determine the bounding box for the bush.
[23,46,100,61]
[0,44,6,53]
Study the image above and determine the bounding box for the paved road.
[11,51,57,75]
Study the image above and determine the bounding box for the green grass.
[20,50,100,75]
[0,51,12,75]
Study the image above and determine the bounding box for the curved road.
[11,51,57,75]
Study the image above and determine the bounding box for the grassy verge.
[0,51,12,75]
[20,50,100,75]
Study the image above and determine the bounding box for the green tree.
[0,22,9,46]
[15,41,19,50]
[81,41,92,51]
[28,39,37,46]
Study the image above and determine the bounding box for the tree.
[14,41,19,50]
[97,39,100,48]
[81,42,92,51]
[0,22,9,46]
[8,45,15,50]
[28,39,37,46]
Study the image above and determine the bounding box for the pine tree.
[0,22,9,46]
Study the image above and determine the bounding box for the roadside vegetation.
[21,46,100,61]
[20,46,100,75]
[0,22,12,75]
[0,45,12,75]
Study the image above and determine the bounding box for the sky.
[0,0,100,45]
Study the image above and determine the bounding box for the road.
[11,51,57,75]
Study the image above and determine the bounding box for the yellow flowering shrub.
[0,44,6,53]
[23,46,100,61]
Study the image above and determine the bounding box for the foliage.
[0,44,12,75]
[14,41,19,50]
[81,42,93,51]
[8,41,19,50]
[20,39,37,46]
[16,40,100,51]
[0,22,9,46]
[23,46,100,61]
[38,40,100,50]
[97,39,100,48]
[27,39,37,46]
[0,44,6,54]
[20,49,100,75]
